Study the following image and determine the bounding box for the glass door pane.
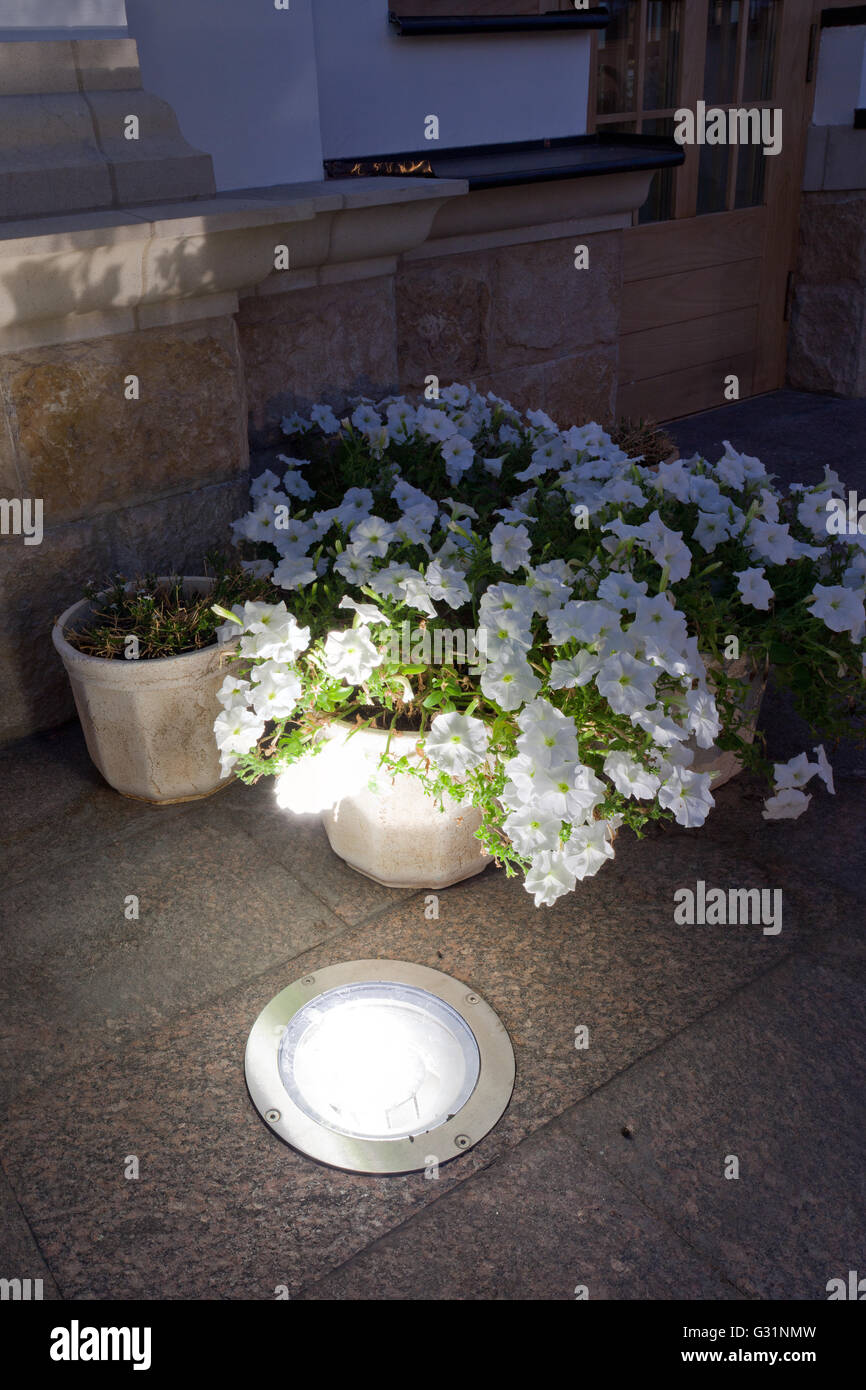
[704,0,741,104]
[597,0,639,115]
[644,1,682,109]
[742,0,778,101]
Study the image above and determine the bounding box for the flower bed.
[213,384,866,905]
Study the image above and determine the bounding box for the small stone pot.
[320,724,489,891]
[690,654,767,791]
[52,577,238,804]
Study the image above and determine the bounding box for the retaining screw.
[455,1134,470,1148]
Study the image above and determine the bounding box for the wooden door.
[592,0,818,421]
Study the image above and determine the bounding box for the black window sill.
[387,9,611,37]
[325,133,683,191]
[821,6,866,28]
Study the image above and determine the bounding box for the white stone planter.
[52,577,238,804]
[320,724,489,891]
[320,660,766,891]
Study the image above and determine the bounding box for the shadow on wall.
[0,234,250,741]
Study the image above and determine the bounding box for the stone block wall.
[787,191,866,398]
[0,314,248,742]
[236,229,623,451]
[395,231,621,426]
[237,275,400,449]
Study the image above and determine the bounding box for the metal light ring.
[245,960,515,1175]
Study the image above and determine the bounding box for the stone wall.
[787,190,866,398]
[0,314,248,742]
[395,231,621,426]
[0,164,647,744]
[237,229,623,449]
[237,275,400,449]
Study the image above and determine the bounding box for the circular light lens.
[277,981,480,1140]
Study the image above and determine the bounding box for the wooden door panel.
[613,0,816,419]
[618,350,755,421]
[622,207,766,282]
[621,258,762,334]
[619,305,758,380]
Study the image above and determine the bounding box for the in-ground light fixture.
[245,960,515,1175]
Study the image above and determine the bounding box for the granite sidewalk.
[1,389,864,1301]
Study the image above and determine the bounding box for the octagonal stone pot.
[320,657,765,891]
[320,724,489,891]
[52,577,238,804]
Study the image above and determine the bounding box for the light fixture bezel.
[244,959,515,1174]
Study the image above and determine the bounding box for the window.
[594,0,779,223]
[595,0,683,222]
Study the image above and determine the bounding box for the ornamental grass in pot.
[53,562,273,803]
[214,384,866,902]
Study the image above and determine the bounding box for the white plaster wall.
[0,0,126,32]
[312,0,591,158]
[125,0,324,190]
[812,25,866,125]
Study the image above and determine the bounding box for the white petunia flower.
[693,510,733,553]
[332,487,374,529]
[596,652,657,716]
[333,546,375,586]
[322,627,382,684]
[503,807,562,857]
[216,675,251,710]
[603,751,660,800]
[657,765,714,827]
[416,405,459,443]
[562,820,616,880]
[807,583,866,637]
[686,687,721,749]
[441,432,475,485]
[491,522,532,574]
[596,573,648,611]
[480,582,536,627]
[813,744,835,795]
[482,456,506,477]
[214,706,265,757]
[351,403,381,433]
[548,600,621,647]
[251,663,303,719]
[524,849,576,907]
[392,479,437,528]
[762,787,812,820]
[773,751,820,790]
[549,650,601,689]
[424,711,490,775]
[425,559,471,608]
[249,468,283,502]
[398,571,438,618]
[310,403,341,434]
[746,519,798,566]
[369,562,416,601]
[338,596,389,625]
[480,651,541,711]
[735,566,774,610]
[281,469,315,502]
[349,515,395,560]
[272,554,318,590]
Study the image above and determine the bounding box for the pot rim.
[51,575,239,668]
